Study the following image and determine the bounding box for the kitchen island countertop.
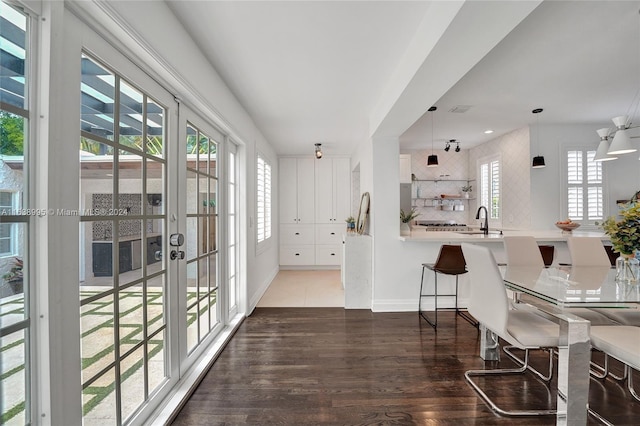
[399,229,608,243]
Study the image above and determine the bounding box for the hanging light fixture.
[314,143,323,159]
[593,128,618,162]
[427,106,438,167]
[455,141,461,152]
[444,141,451,152]
[531,108,546,169]
[607,115,637,155]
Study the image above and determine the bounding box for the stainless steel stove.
[415,220,470,232]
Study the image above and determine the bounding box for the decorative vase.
[615,254,640,284]
[400,222,411,236]
[463,192,470,199]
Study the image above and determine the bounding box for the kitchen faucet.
[476,206,489,235]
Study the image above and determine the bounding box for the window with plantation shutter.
[566,149,603,222]
[478,155,501,221]
[256,155,272,245]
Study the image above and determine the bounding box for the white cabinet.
[315,224,344,266]
[279,157,315,224]
[400,154,412,183]
[315,157,350,224]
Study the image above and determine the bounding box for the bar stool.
[419,244,478,329]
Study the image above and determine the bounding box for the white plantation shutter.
[257,155,271,244]
[478,155,501,221]
[566,149,603,222]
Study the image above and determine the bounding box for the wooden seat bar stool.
[419,244,478,329]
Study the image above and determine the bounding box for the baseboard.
[248,265,279,314]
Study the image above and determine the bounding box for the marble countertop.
[399,228,608,243]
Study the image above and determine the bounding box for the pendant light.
[427,106,438,167]
[531,108,546,169]
[593,128,618,162]
[607,115,637,155]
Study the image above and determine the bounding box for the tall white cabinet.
[279,156,350,267]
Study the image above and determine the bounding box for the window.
[0,192,16,256]
[478,155,501,220]
[256,154,271,244]
[566,149,603,222]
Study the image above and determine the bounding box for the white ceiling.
[166,1,640,155]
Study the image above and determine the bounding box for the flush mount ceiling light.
[593,128,618,162]
[427,106,438,167]
[314,143,323,159]
[531,108,546,169]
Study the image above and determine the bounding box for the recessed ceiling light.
[484,130,494,134]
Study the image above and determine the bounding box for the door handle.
[170,250,185,260]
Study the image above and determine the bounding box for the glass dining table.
[496,266,640,425]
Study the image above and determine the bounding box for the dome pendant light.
[593,128,618,162]
[607,115,637,155]
[531,108,546,169]
[426,106,438,167]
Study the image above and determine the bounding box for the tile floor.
[257,270,344,307]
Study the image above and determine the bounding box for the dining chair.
[418,244,478,329]
[503,236,545,268]
[460,243,558,416]
[588,325,640,424]
[566,236,611,267]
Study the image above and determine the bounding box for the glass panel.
[228,184,235,215]
[119,284,143,355]
[208,177,217,215]
[198,134,209,175]
[209,140,217,177]
[228,276,236,312]
[210,290,218,325]
[198,257,208,296]
[186,169,198,215]
[0,5,26,110]
[80,294,115,384]
[118,221,143,285]
[228,214,235,246]
[185,217,198,261]
[120,346,145,422]
[0,112,25,157]
[147,329,165,396]
[198,177,208,215]
[229,152,235,183]
[186,261,197,300]
[82,221,115,294]
[146,157,164,216]
[146,97,164,158]
[186,302,198,353]
[228,249,235,281]
[146,219,164,274]
[186,124,198,159]
[0,223,25,310]
[198,216,207,256]
[209,215,217,253]
[81,55,115,139]
[146,275,164,336]
[118,152,142,208]
[80,141,114,217]
[82,367,116,422]
[209,253,218,291]
[1,329,26,425]
[118,80,143,151]
[198,299,210,341]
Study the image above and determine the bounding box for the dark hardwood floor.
[172,308,640,425]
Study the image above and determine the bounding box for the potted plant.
[461,185,472,198]
[600,202,640,283]
[400,208,420,236]
[345,216,356,232]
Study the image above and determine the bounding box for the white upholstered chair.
[503,236,545,268]
[567,236,611,267]
[588,325,640,423]
[461,243,559,416]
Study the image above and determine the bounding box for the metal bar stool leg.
[455,277,479,328]
[419,267,438,329]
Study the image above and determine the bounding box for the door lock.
[170,250,185,260]
[170,233,185,247]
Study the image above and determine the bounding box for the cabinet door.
[315,159,334,223]
[279,158,299,224]
[399,154,412,183]
[333,158,351,223]
[296,158,316,224]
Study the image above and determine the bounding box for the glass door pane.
[79,53,168,425]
